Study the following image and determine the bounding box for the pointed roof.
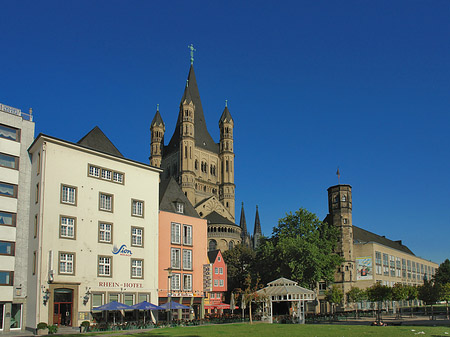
[151,109,164,127]
[253,205,262,236]
[205,211,235,226]
[181,80,193,104]
[207,249,221,264]
[166,65,219,154]
[219,106,233,124]
[240,202,247,234]
[159,177,199,218]
[77,126,123,158]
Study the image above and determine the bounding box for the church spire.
[253,205,262,248]
[239,202,247,235]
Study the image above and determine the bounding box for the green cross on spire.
[188,44,196,65]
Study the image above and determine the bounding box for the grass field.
[58,323,450,337]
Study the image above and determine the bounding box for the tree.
[366,283,392,322]
[223,244,256,296]
[253,208,343,288]
[391,283,409,318]
[346,287,366,318]
[406,285,419,317]
[325,285,344,318]
[418,279,441,319]
[440,283,450,320]
[434,259,450,285]
[236,274,264,324]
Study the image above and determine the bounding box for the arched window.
[209,240,217,252]
[229,241,234,250]
[341,194,347,202]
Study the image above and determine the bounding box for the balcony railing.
[0,103,33,121]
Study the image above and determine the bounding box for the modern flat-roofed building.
[0,103,34,333]
[26,127,161,331]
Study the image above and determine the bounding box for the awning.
[204,303,238,310]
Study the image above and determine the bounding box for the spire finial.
[336,167,341,185]
[188,44,196,65]
[225,99,228,108]
[157,104,159,112]
[242,201,244,207]
[256,205,258,210]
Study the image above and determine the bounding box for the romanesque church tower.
[150,58,236,222]
[324,184,356,306]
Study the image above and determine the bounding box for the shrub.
[47,324,58,334]
[81,320,90,332]
[37,322,48,330]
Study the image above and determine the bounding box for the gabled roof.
[77,126,123,158]
[166,65,219,155]
[205,211,236,226]
[353,225,415,255]
[159,177,199,218]
[207,249,220,264]
[256,277,315,297]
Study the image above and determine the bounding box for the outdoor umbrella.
[93,301,133,325]
[130,301,164,324]
[159,301,190,310]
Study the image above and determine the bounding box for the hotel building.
[26,127,161,331]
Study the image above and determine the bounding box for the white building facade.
[0,103,35,333]
[26,128,161,331]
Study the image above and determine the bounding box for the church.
[149,49,261,252]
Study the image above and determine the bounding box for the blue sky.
[1,1,449,264]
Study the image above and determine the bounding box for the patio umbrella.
[159,301,190,310]
[130,301,164,324]
[93,301,132,325]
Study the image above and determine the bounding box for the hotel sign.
[203,263,213,292]
[98,282,143,288]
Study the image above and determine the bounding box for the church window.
[226,202,229,207]
[343,218,348,224]
[333,195,338,203]
[185,146,187,158]
[226,160,229,172]
[208,240,217,252]
[195,160,198,170]
[342,195,347,202]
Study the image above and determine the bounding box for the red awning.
[205,303,238,310]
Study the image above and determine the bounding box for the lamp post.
[164,268,173,323]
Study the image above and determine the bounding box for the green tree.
[325,285,344,318]
[223,244,256,295]
[406,285,419,317]
[346,287,366,318]
[418,279,441,319]
[253,208,343,288]
[439,283,450,320]
[366,283,392,322]
[434,259,450,285]
[236,274,264,324]
[391,283,409,318]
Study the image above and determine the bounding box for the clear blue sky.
[1,1,449,264]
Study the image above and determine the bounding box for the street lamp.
[164,268,173,323]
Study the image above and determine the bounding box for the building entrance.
[53,289,73,326]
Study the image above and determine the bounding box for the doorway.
[53,289,73,326]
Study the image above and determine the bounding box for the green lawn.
[57,323,450,337]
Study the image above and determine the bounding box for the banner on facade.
[203,263,213,292]
[356,257,373,280]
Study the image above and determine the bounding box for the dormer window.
[176,202,184,214]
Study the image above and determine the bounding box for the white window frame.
[99,193,113,212]
[89,165,100,177]
[132,200,144,217]
[171,222,181,244]
[219,279,224,287]
[131,259,143,278]
[183,274,192,291]
[101,168,112,180]
[171,273,181,291]
[99,222,112,243]
[60,216,75,239]
[98,256,111,277]
[219,267,223,275]
[214,279,218,287]
[113,172,123,183]
[183,225,192,245]
[171,248,181,269]
[183,249,192,270]
[131,227,143,247]
[176,203,184,214]
[61,185,76,205]
[59,252,74,275]
[215,267,218,275]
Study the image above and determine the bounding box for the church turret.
[179,81,196,201]
[253,205,262,248]
[219,101,235,220]
[150,105,165,168]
